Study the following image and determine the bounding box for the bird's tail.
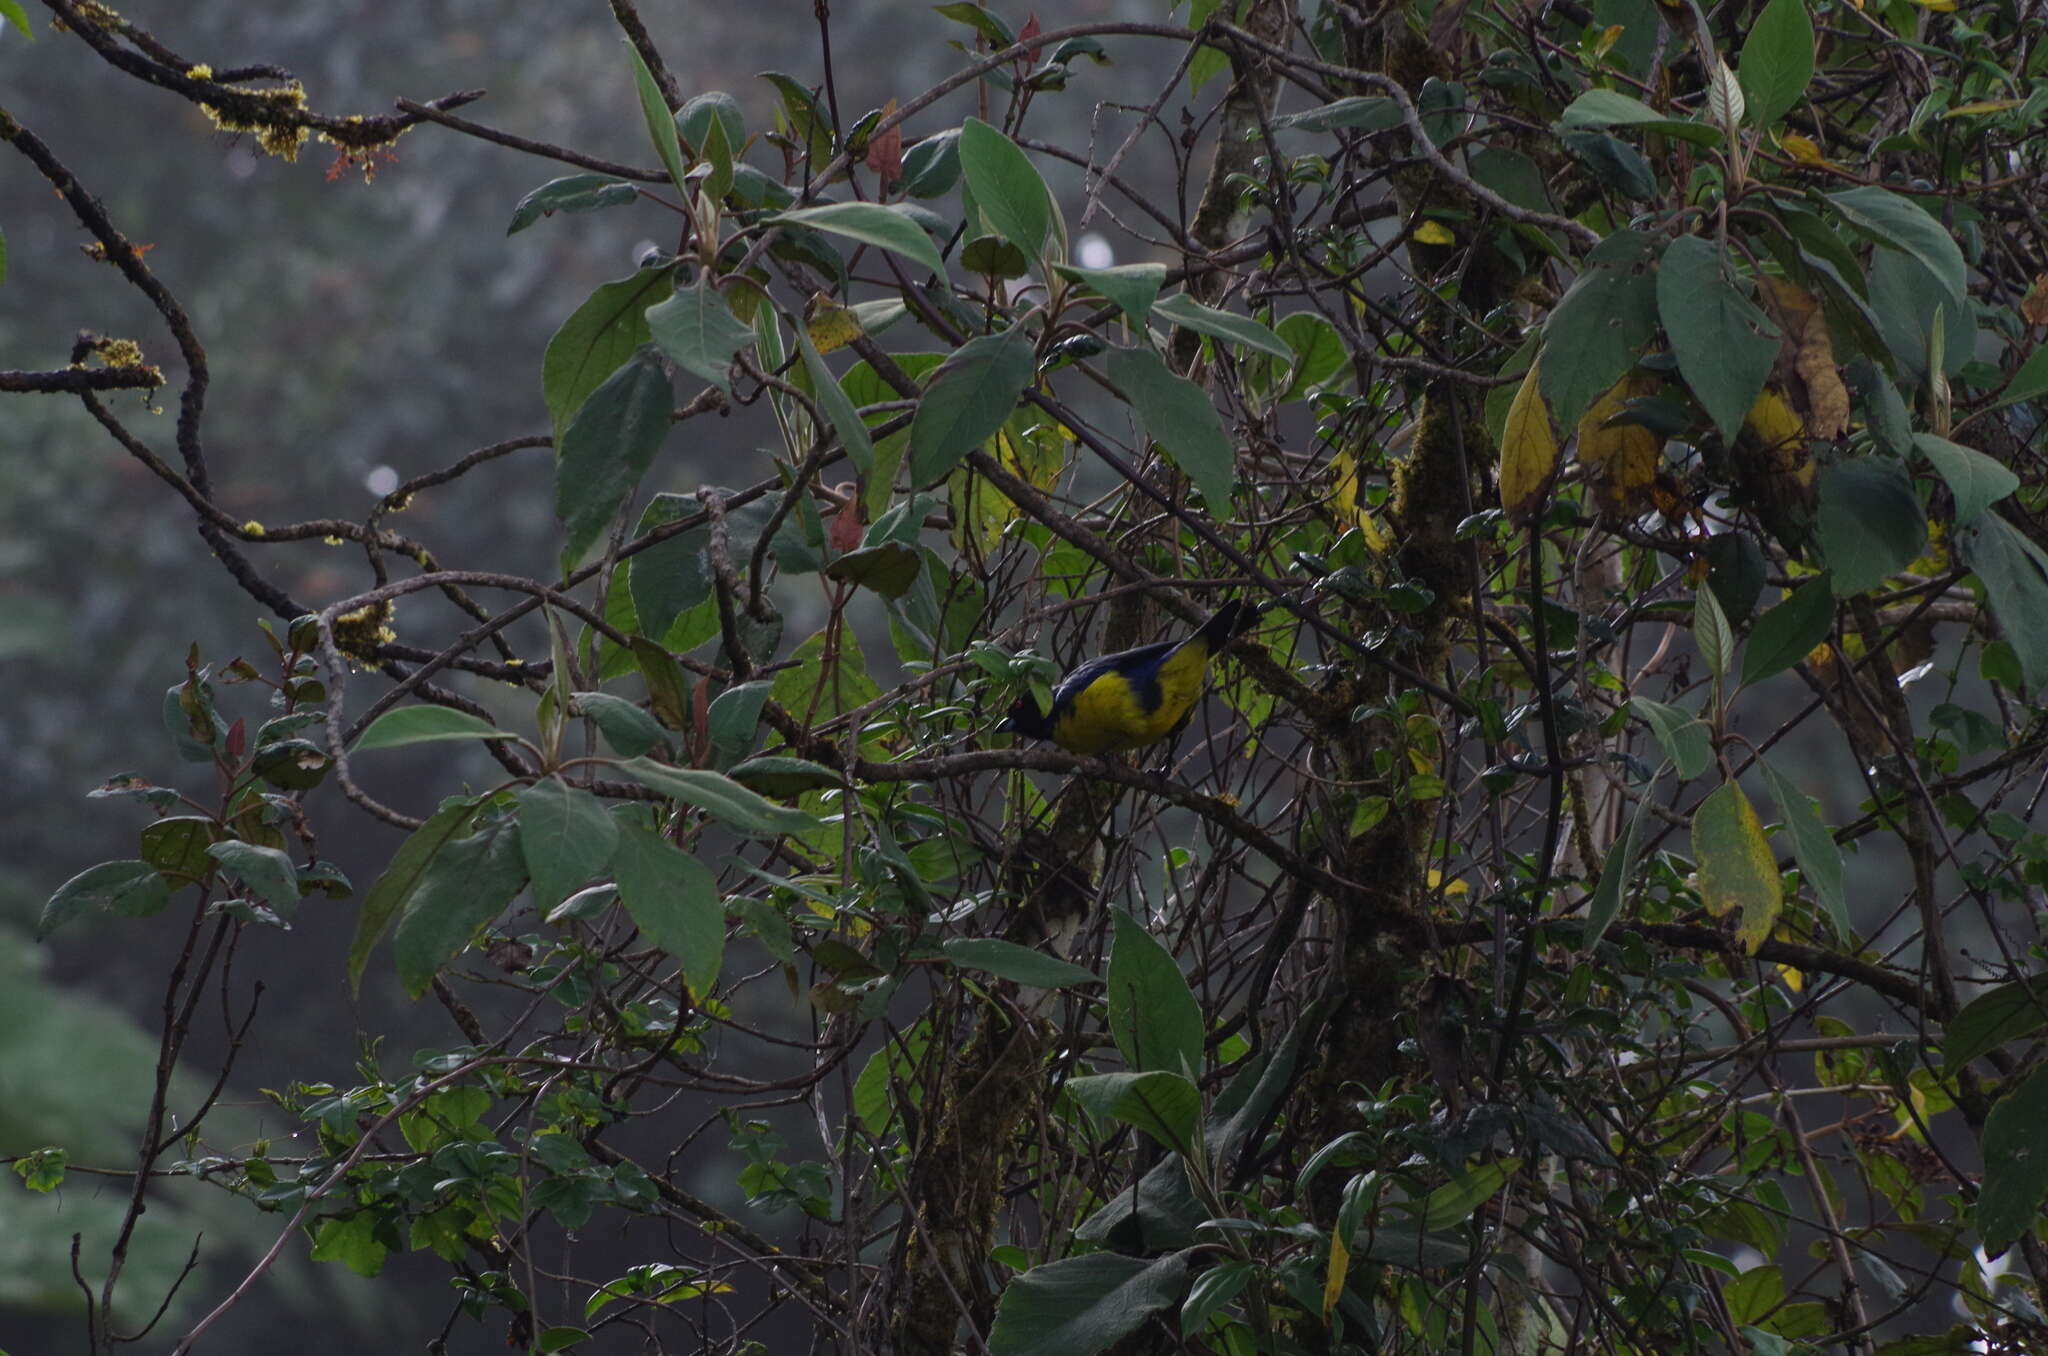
[1192,598,1262,653]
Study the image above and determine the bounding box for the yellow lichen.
[187,64,214,80]
[242,521,265,537]
[323,535,344,546]
[199,81,311,162]
[54,1,121,32]
[331,600,396,661]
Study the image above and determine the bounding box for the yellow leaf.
[1755,278,1851,440]
[1577,375,1660,510]
[1499,357,1559,524]
[1902,0,1955,9]
[1777,964,1804,992]
[1779,133,1825,163]
[1693,781,1782,955]
[805,294,863,354]
[1743,386,1805,448]
[1592,24,1625,58]
[1322,1226,1350,1320]
[1332,449,1392,553]
[1943,99,2024,118]
[1426,868,1469,898]
[1413,219,1457,246]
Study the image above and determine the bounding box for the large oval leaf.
[908,327,1036,486]
[1658,236,1781,441]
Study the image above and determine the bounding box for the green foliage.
[18,2,2048,1352]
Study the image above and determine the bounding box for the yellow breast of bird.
[1049,643,1212,755]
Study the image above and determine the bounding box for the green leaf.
[1944,977,2048,1070]
[0,1,32,40]
[616,757,822,836]
[625,43,690,197]
[959,117,1055,259]
[1105,345,1236,510]
[759,71,833,166]
[207,841,302,908]
[1693,780,1782,955]
[1271,97,1401,133]
[1584,781,1655,948]
[934,2,1014,46]
[542,270,667,440]
[824,541,922,598]
[1741,577,1834,687]
[516,778,619,911]
[1412,1159,1518,1230]
[1540,231,1659,429]
[1724,1266,1785,1328]
[765,202,946,279]
[352,705,515,752]
[572,692,670,758]
[854,1018,932,1134]
[141,815,219,881]
[1980,1064,2048,1253]
[507,174,637,235]
[1816,457,1927,597]
[611,823,723,999]
[1992,344,2048,410]
[1554,89,1723,146]
[1561,130,1657,200]
[1706,531,1768,623]
[1276,312,1348,398]
[646,279,754,395]
[39,860,173,938]
[1469,146,1555,214]
[1737,0,1815,129]
[793,327,879,509]
[1757,758,1850,941]
[311,1211,389,1279]
[986,1251,1193,1356]
[1050,262,1167,322]
[706,680,774,765]
[696,100,735,201]
[1181,1260,1255,1337]
[1694,585,1734,684]
[678,91,745,158]
[348,799,480,991]
[1629,696,1712,780]
[1064,1071,1201,1154]
[908,327,1036,486]
[13,1147,65,1193]
[557,349,674,566]
[1868,248,1971,385]
[393,816,528,998]
[1107,910,1203,1077]
[728,756,842,796]
[1657,235,1781,441]
[1828,187,1968,316]
[942,937,1098,988]
[1959,513,2048,689]
[1150,293,1294,362]
[899,128,963,198]
[1913,434,2019,526]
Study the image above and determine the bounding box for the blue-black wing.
[1047,638,1177,715]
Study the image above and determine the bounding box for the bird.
[1000,599,1260,756]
